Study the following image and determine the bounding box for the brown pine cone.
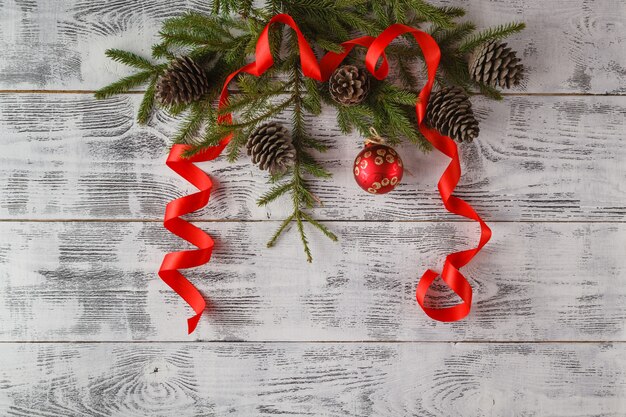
[329,65,370,105]
[156,56,209,106]
[468,40,524,89]
[246,122,296,175]
[426,86,479,143]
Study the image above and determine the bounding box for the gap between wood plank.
[0,219,625,223]
[0,89,624,97]
[0,340,623,344]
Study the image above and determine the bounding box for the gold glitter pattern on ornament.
[354,142,403,195]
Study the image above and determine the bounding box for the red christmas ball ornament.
[353,130,403,195]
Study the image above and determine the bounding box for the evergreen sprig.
[95,0,524,261]
[459,22,526,53]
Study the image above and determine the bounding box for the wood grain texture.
[1,220,625,342]
[2,1,625,413]
[0,0,625,93]
[0,342,625,416]
[2,93,625,221]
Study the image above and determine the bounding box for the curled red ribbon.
[158,14,334,334]
[159,14,491,332]
[364,25,492,321]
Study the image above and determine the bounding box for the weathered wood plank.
[0,0,625,93]
[1,93,625,221]
[1,221,625,342]
[0,342,624,416]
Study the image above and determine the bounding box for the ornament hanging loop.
[365,127,385,146]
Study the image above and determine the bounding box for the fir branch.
[315,38,345,53]
[302,77,322,115]
[267,214,295,248]
[459,22,526,53]
[151,43,175,60]
[94,70,154,99]
[258,181,295,206]
[300,211,338,242]
[173,101,209,143]
[300,133,329,152]
[371,2,392,27]
[162,12,235,40]
[223,97,295,129]
[335,104,375,136]
[377,84,419,105]
[478,82,503,100]
[396,56,419,89]
[218,79,290,115]
[183,124,229,157]
[432,22,477,49]
[163,102,190,117]
[105,49,155,70]
[137,74,158,124]
[262,44,336,262]
[438,52,473,90]
[436,6,465,19]
[225,129,251,162]
[299,151,331,178]
[407,0,456,28]
[295,211,313,263]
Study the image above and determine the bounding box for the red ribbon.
[364,25,492,321]
[159,14,491,333]
[158,144,214,334]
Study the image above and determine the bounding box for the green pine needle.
[478,83,503,100]
[137,74,158,124]
[267,214,296,247]
[105,49,155,70]
[459,22,526,53]
[258,181,295,206]
[173,102,209,143]
[295,213,313,263]
[94,70,154,99]
[300,211,338,242]
[409,0,456,28]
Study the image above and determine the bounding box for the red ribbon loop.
[159,14,491,332]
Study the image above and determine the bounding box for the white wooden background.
[1,0,626,415]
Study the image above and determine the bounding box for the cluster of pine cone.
[323,40,523,144]
[154,39,522,172]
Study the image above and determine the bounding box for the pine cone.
[246,122,296,175]
[426,86,479,143]
[468,40,524,89]
[329,65,370,105]
[156,56,209,106]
